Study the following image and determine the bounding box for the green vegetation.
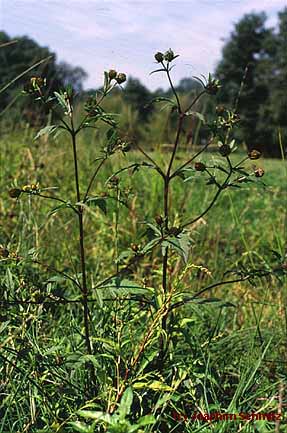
[0,12,286,433]
[1,128,286,432]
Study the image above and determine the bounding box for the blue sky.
[1,0,286,90]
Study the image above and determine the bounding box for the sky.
[1,0,286,91]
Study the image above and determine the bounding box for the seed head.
[219,144,231,157]
[121,142,131,152]
[108,176,119,189]
[154,52,164,63]
[116,73,126,84]
[248,149,261,160]
[205,75,221,95]
[216,105,226,115]
[130,243,139,252]
[168,226,182,236]
[254,167,264,177]
[8,188,22,198]
[194,162,206,172]
[108,69,117,80]
[155,215,163,226]
[164,49,175,62]
[23,76,46,94]
[22,183,39,193]
[30,76,45,88]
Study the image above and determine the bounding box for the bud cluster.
[194,162,206,172]
[23,76,46,94]
[219,144,231,157]
[8,183,40,199]
[248,149,261,160]
[107,69,127,84]
[205,77,221,95]
[107,176,119,189]
[254,167,264,177]
[22,183,40,193]
[8,188,22,199]
[216,108,240,130]
[154,49,177,63]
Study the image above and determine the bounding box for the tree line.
[0,7,286,157]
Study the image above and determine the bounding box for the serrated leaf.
[145,223,162,237]
[54,91,68,111]
[141,237,161,254]
[164,232,192,263]
[118,387,133,418]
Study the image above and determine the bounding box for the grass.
[0,127,286,432]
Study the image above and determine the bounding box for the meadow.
[0,51,287,433]
[1,123,286,432]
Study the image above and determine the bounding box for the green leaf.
[149,68,166,75]
[137,415,156,426]
[85,197,107,214]
[118,387,133,418]
[101,277,150,297]
[77,410,111,422]
[164,232,192,263]
[141,237,161,254]
[145,96,176,108]
[185,111,205,123]
[133,380,173,392]
[49,202,74,216]
[54,91,68,111]
[68,421,91,433]
[34,125,58,140]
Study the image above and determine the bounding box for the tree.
[0,32,87,124]
[215,13,278,155]
[123,77,152,122]
[270,7,287,152]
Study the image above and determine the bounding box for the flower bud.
[155,215,163,226]
[116,73,126,84]
[154,52,164,62]
[8,188,22,198]
[219,144,231,157]
[168,226,182,236]
[248,149,261,160]
[254,167,264,177]
[121,142,131,152]
[108,69,117,80]
[216,105,225,115]
[130,243,139,252]
[205,78,221,95]
[164,49,175,62]
[194,162,206,172]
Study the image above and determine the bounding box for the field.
[0,124,286,433]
